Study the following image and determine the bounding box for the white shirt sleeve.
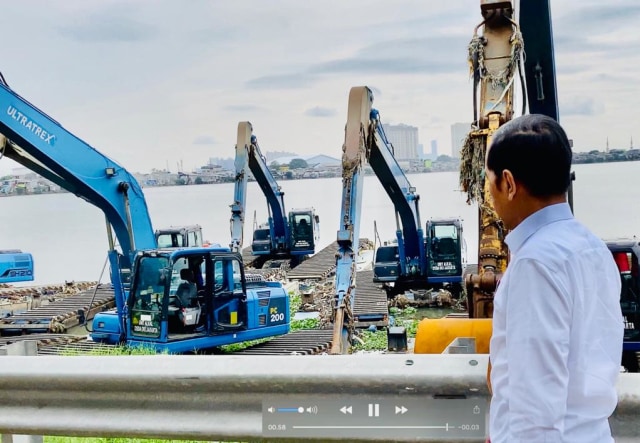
[505,258,572,440]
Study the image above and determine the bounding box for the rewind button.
[340,405,353,415]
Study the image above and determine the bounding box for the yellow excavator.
[414,0,560,353]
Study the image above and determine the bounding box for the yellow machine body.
[414,318,493,354]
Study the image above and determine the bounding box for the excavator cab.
[0,249,34,284]
[251,224,272,255]
[373,243,401,283]
[425,218,465,288]
[289,209,319,255]
[96,246,290,353]
[155,225,203,248]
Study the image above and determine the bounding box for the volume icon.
[306,405,318,414]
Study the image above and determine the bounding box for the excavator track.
[28,329,334,356]
[228,329,334,355]
[353,270,389,328]
[0,284,114,335]
[0,333,87,348]
[287,241,339,280]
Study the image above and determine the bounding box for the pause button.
[368,403,380,417]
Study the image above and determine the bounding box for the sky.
[0,0,638,175]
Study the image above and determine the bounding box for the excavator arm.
[333,86,466,353]
[367,110,426,279]
[0,78,157,326]
[460,0,559,318]
[332,86,371,354]
[230,121,318,261]
[0,82,156,258]
[230,121,289,255]
[230,123,251,253]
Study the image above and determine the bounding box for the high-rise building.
[450,123,472,158]
[382,123,419,161]
[430,139,438,160]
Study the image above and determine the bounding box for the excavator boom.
[0,82,156,260]
[230,121,319,263]
[332,86,371,354]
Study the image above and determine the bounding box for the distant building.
[382,124,419,161]
[450,123,472,158]
[430,139,438,160]
[417,143,424,159]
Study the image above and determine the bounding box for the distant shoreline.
[1,158,637,198]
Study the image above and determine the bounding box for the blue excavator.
[0,75,289,352]
[0,250,34,284]
[368,108,466,296]
[230,121,320,267]
[330,86,466,353]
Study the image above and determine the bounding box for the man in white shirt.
[485,114,623,442]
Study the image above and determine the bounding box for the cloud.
[223,104,265,113]
[192,135,217,145]
[304,106,337,118]
[245,73,316,89]
[246,32,467,90]
[560,97,605,117]
[57,12,157,43]
[556,4,640,30]
[315,37,464,76]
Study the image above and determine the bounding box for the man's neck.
[511,195,567,229]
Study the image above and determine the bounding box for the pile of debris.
[0,281,97,303]
[389,288,455,309]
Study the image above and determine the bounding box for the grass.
[61,344,167,356]
[45,438,217,443]
[352,306,426,352]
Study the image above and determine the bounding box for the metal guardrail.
[0,349,638,442]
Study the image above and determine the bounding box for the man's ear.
[502,169,517,200]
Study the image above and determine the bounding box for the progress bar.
[293,425,450,429]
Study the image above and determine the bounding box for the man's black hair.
[486,114,572,197]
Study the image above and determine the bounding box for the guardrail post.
[442,337,477,354]
[0,341,42,443]
[0,341,37,356]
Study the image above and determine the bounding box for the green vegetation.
[61,344,167,356]
[352,306,427,352]
[288,158,308,169]
[45,438,214,443]
[352,329,387,351]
